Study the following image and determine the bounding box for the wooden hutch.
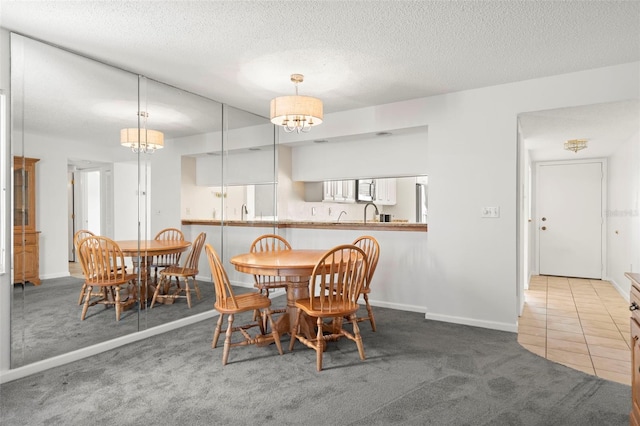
[14,156,40,285]
[628,272,640,425]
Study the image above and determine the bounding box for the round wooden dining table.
[230,249,327,338]
[116,239,191,305]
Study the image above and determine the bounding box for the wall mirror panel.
[8,34,257,369]
[220,105,276,283]
[10,34,140,368]
[138,77,224,329]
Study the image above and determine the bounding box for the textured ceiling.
[1,1,639,157]
[2,0,639,116]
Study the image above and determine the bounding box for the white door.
[537,161,603,279]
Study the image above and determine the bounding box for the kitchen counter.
[181,219,427,232]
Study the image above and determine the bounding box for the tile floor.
[518,275,631,386]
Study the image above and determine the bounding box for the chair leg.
[222,314,235,366]
[212,313,224,348]
[266,310,283,355]
[253,288,268,322]
[289,310,302,352]
[258,310,266,335]
[350,313,366,360]
[364,294,376,332]
[316,316,324,372]
[184,278,192,308]
[81,285,92,320]
[150,275,165,308]
[115,287,122,321]
[77,283,87,305]
[193,277,202,300]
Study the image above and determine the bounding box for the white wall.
[279,61,640,331]
[607,130,640,295]
[292,131,428,181]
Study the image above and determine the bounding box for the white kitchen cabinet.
[374,178,397,205]
[304,180,356,203]
[324,180,356,203]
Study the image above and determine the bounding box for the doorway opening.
[67,161,114,267]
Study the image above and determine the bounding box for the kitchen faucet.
[363,202,379,224]
[241,203,248,221]
[337,210,347,223]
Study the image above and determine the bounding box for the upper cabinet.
[304,180,356,203]
[324,180,356,203]
[374,178,397,205]
[304,178,395,204]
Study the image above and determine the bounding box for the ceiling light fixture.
[120,111,164,153]
[270,74,323,133]
[564,139,588,153]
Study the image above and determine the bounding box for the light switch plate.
[481,206,500,218]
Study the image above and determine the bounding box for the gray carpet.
[1,305,631,425]
[11,275,220,367]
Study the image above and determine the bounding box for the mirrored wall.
[9,34,276,368]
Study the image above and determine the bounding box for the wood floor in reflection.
[69,261,83,278]
[518,275,630,386]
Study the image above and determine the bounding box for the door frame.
[68,164,114,262]
[533,158,607,279]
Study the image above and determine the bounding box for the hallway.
[518,275,630,385]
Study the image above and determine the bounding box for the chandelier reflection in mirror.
[270,74,323,133]
[120,111,164,153]
[564,138,588,153]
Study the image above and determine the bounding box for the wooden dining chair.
[77,235,138,321]
[289,244,368,371]
[352,235,380,331]
[150,232,206,309]
[249,234,291,323]
[205,244,283,365]
[73,229,96,305]
[149,227,185,284]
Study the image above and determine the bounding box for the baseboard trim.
[0,310,219,384]
[424,312,517,333]
[605,277,629,302]
[368,299,427,314]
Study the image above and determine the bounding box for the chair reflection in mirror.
[73,229,95,305]
[150,232,206,309]
[206,244,283,366]
[77,236,138,321]
[289,244,368,371]
[149,227,185,284]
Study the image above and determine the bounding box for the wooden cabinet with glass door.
[14,157,40,285]
[628,272,640,426]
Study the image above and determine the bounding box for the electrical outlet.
[481,206,500,218]
[186,207,191,215]
[311,207,316,216]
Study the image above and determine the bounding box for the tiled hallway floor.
[518,275,630,386]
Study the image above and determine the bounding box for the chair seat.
[85,273,137,288]
[215,292,271,314]
[160,266,197,277]
[295,297,360,318]
[153,261,175,268]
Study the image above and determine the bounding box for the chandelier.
[120,111,164,153]
[270,74,323,133]
[564,139,588,153]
